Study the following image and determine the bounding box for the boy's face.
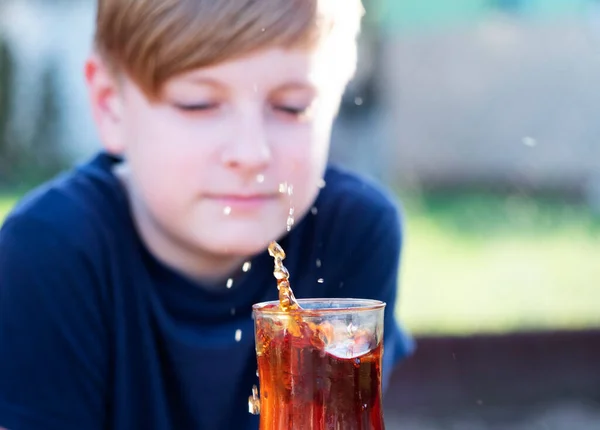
[87,47,347,263]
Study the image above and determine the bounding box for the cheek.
[270,126,329,214]
[124,114,217,212]
[127,111,217,172]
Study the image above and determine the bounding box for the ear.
[85,53,126,154]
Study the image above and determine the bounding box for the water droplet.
[316,259,322,268]
[279,182,288,194]
[286,218,294,232]
[286,207,295,232]
[256,174,265,183]
[223,206,232,215]
[317,278,324,284]
[317,179,326,189]
[226,278,234,289]
[235,329,242,342]
[231,308,236,315]
[311,207,318,215]
[287,184,294,196]
[522,136,537,147]
[354,97,363,105]
[242,261,252,272]
[355,358,361,365]
[261,27,265,32]
[256,369,259,377]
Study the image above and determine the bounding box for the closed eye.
[174,103,219,112]
[274,105,311,118]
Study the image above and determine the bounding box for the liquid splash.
[267,241,301,311]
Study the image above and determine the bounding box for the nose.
[220,107,272,172]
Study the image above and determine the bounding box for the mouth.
[205,193,279,212]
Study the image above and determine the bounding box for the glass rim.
[252,298,386,315]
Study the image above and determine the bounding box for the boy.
[0,0,414,429]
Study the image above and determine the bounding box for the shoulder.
[2,152,129,255]
[0,153,127,316]
[287,165,403,292]
[320,165,401,222]
[315,165,403,240]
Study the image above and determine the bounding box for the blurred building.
[379,0,600,194]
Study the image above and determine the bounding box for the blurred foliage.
[397,191,600,335]
[0,193,15,221]
[0,34,68,188]
[0,34,15,183]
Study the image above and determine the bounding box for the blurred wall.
[380,3,600,193]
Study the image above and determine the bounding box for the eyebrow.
[181,76,228,90]
[272,81,318,95]
[179,76,318,95]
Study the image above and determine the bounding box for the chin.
[202,235,273,257]
[189,217,287,257]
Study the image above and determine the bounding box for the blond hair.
[94,0,364,99]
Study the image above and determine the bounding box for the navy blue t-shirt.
[0,152,414,430]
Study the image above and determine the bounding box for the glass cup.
[249,298,386,430]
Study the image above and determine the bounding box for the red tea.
[267,241,300,312]
[249,242,386,429]
[255,308,385,430]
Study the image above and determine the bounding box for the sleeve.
[0,217,109,430]
[326,201,415,393]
